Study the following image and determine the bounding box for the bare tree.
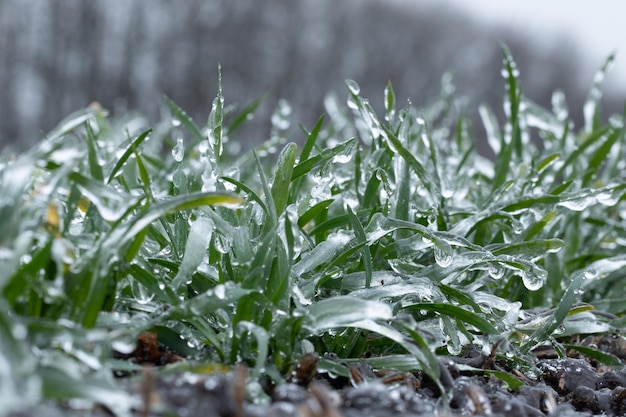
[0,0,621,152]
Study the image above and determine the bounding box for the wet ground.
[10,334,626,417]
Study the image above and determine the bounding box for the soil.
[9,333,626,417]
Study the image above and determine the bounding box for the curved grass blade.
[208,64,224,159]
[403,303,498,334]
[227,95,265,135]
[114,192,242,250]
[298,199,333,229]
[304,296,392,331]
[384,80,396,122]
[489,239,563,258]
[291,138,357,181]
[381,124,439,200]
[171,217,214,292]
[346,206,373,288]
[271,142,298,214]
[44,107,107,144]
[562,344,623,367]
[165,96,204,143]
[520,271,591,353]
[300,115,325,162]
[83,121,104,181]
[584,53,615,133]
[106,129,152,184]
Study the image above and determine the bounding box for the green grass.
[1,49,626,414]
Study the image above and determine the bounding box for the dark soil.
[10,334,626,417]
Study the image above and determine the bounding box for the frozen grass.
[1,49,626,414]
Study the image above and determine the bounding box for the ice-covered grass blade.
[2,49,626,412]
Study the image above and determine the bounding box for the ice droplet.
[172,137,184,162]
[558,197,594,212]
[520,268,547,291]
[112,339,136,355]
[584,268,597,280]
[488,265,505,279]
[172,118,182,127]
[345,79,360,95]
[596,187,621,206]
[271,99,292,130]
[214,284,226,299]
[434,247,453,268]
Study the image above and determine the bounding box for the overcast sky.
[439,0,626,89]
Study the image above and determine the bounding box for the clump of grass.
[1,49,625,414]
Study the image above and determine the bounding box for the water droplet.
[434,247,453,268]
[332,152,353,164]
[213,284,226,300]
[172,137,184,162]
[520,268,547,291]
[12,323,27,340]
[345,79,360,95]
[558,197,594,212]
[609,115,624,129]
[172,118,181,127]
[112,339,136,354]
[583,268,597,280]
[271,99,292,130]
[596,187,621,206]
[488,265,505,279]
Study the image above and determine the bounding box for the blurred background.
[1,0,624,152]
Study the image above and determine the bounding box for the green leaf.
[271,142,298,214]
[113,192,242,251]
[346,206,373,288]
[300,115,325,162]
[165,96,204,143]
[384,80,396,122]
[562,344,623,367]
[292,138,357,181]
[403,303,498,334]
[489,239,563,257]
[298,199,333,228]
[227,95,265,135]
[107,129,152,184]
[520,272,590,353]
[304,296,392,331]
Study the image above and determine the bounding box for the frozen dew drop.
[345,79,360,96]
[11,323,27,340]
[271,99,292,130]
[172,137,184,162]
[19,254,32,265]
[172,118,182,127]
[520,268,547,291]
[558,197,594,212]
[434,247,453,268]
[488,265,505,280]
[213,233,232,254]
[197,139,210,156]
[609,115,624,129]
[112,339,136,355]
[213,284,226,300]
[441,182,454,199]
[583,268,597,280]
[596,187,621,206]
[332,151,353,164]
